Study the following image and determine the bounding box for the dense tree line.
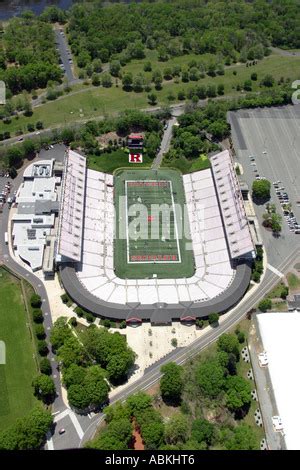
[50,318,135,411]
[87,333,258,451]
[0,405,53,450]
[0,13,62,96]
[66,0,300,70]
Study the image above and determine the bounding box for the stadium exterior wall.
[59,260,252,323]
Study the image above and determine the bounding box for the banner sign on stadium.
[129,153,143,163]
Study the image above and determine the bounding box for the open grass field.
[0,268,38,432]
[162,153,211,174]
[88,149,152,174]
[286,272,300,291]
[1,51,300,137]
[114,168,195,279]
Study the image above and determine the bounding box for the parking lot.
[55,28,75,83]
[229,105,300,268]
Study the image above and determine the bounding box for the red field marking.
[147,215,155,222]
[131,254,178,262]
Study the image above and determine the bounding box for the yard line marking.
[69,411,84,439]
[267,264,284,278]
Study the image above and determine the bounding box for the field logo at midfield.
[129,153,143,163]
[292,80,300,105]
[0,80,6,105]
[0,340,6,364]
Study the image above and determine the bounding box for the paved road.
[54,28,77,84]
[152,116,178,169]
[270,47,300,57]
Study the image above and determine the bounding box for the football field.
[114,169,195,279]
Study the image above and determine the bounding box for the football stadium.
[56,149,255,324]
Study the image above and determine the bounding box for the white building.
[12,159,61,273]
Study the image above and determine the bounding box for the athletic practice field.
[114,169,195,279]
[0,268,37,432]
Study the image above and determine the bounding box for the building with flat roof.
[257,311,300,450]
[12,160,61,274]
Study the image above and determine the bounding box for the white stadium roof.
[210,150,254,259]
[57,150,86,262]
[257,311,300,450]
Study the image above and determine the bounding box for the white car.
[35,131,41,135]
[262,151,267,154]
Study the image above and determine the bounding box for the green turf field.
[114,169,195,279]
[0,268,38,432]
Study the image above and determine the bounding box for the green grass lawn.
[162,153,211,174]
[1,52,300,137]
[114,168,195,279]
[0,268,38,432]
[286,272,300,290]
[87,148,152,174]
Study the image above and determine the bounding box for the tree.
[148,93,157,105]
[92,59,102,73]
[32,374,55,402]
[32,309,43,323]
[144,61,152,72]
[164,413,189,445]
[101,73,112,88]
[141,420,164,450]
[106,350,135,383]
[258,298,272,312]
[217,334,240,361]
[0,405,53,450]
[36,121,44,130]
[30,294,42,308]
[63,364,87,388]
[57,336,87,368]
[226,424,259,450]
[208,313,219,326]
[225,376,252,412]
[196,359,225,398]
[126,392,152,415]
[67,384,90,410]
[91,73,100,86]
[191,419,215,446]
[50,317,72,351]
[132,74,144,93]
[244,79,252,91]
[37,340,48,356]
[86,431,126,450]
[109,60,121,77]
[160,362,183,404]
[152,70,163,90]
[40,357,52,375]
[252,179,271,200]
[35,323,45,339]
[251,72,258,81]
[122,72,133,91]
[217,83,225,95]
[261,74,274,87]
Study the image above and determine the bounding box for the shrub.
[40,358,52,375]
[70,317,77,327]
[61,293,69,304]
[38,340,48,356]
[85,312,95,323]
[119,321,126,329]
[208,313,219,326]
[35,324,46,339]
[32,309,44,323]
[103,319,111,328]
[258,298,272,312]
[31,294,42,308]
[237,332,245,344]
[171,338,178,347]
